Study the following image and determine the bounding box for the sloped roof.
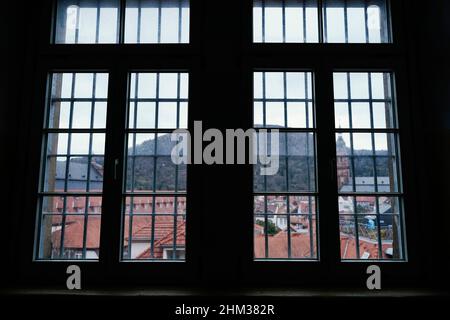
[254,232,315,259]
[51,215,101,249]
[340,234,392,259]
[56,160,103,182]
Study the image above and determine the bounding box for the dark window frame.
[19,0,202,286]
[240,0,421,286]
[17,0,423,287]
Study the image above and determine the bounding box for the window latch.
[114,159,119,181]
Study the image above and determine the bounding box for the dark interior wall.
[2,0,450,289]
[413,0,450,288]
[1,2,9,284]
[3,1,42,285]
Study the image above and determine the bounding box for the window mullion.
[98,65,128,269]
[314,67,341,267]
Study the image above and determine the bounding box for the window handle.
[114,159,119,181]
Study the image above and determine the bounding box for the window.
[122,72,188,260]
[253,0,319,43]
[323,0,390,43]
[36,73,109,260]
[334,72,405,260]
[55,0,120,43]
[54,0,190,44]
[253,0,390,43]
[21,0,417,287]
[125,0,190,43]
[253,72,318,260]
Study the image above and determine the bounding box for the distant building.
[54,160,104,191]
[47,159,186,260]
[336,132,351,190]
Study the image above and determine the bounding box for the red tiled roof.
[136,221,186,259]
[52,215,101,249]
[254,231,315,259]
[340,234,392,259]
[51,214,186,250]
[123,215,185,244]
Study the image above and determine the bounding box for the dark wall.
[413,0,450,288]
[3,1,43,285]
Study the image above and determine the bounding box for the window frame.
[241,0,421,286]
[17,0,423,287]
[18,0,202,286]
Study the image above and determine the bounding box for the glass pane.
[254,71,314,129]
[253,0,319,43]
[254,196,317,259]
[38,215,62,259]
[122,211,186,260]
[37,212,101,260]
[36,73,108,261]
[126,156,155,192]
[334,74,397,126]
[49,102,71,129]
[128,72,188,130]
[323,0,390,43]
[123,72,188,261]
[125,0,190,43]
[55,0,120,44]
[253,71,317,261]
[334,71,405,261]
[128,133,156,156]
[325,7,345,42]
[340,215,357,259]
[254,133,316,193]
[49,73,108,129]
[46,133,69,155]
[72,102,92,128]
[93,102,108,129]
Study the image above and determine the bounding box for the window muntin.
[334,72,405,261]
[253,71,318,260]
[54,0,190,44]
[253,0,390,43]
[36,73,109,260]
[125,0,190,44]
[122,72,188,261]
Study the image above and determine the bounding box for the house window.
[253,71,318,260]
[253,0,390,43]
[35,73,108,260]
[163,248,186,260]
[122,72,188,260]
[334,72,405,260]
[54,0,190,44]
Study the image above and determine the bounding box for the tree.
[256,220,280,236]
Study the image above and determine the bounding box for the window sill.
[1,286,446,298]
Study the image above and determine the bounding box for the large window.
[253,71,318,260]
[334,72,405,260]
[36,73,109,260]
[24,0,417,286]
